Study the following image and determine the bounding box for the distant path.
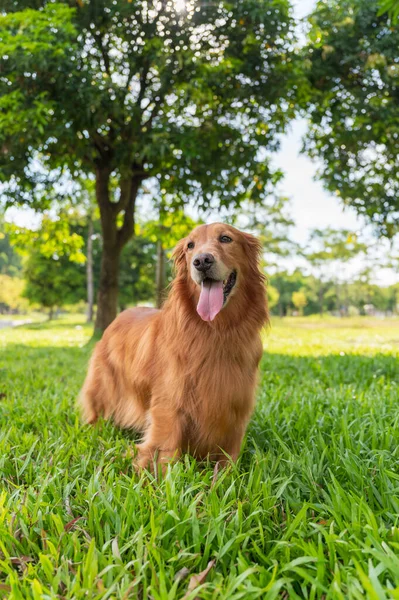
[0,319,33,329]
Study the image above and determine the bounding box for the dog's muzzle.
[193,253,215,273]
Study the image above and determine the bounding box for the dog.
[79,223,268,469]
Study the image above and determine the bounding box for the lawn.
[1,315,399,599]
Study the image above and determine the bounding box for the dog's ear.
[171,237,187,277]
[242,232,263,261]
[242,232,266,281]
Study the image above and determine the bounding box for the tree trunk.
[155,240,166,308]
[95,244,121,330]
[86,214,94,323]
[319,285,324,316]
[94,166,142,331]
[343,282,349,316]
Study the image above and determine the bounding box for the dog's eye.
[219,235,232,243]
[187,241,195,250]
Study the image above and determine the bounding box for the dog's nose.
[193,253,215,272]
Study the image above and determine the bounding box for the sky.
[4,0,399,285]
[273,118,361,245]
[268,0,398,285]
[275,0,362,245]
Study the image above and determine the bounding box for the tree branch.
[142,62,186,131]
[136,60,151,108]
[93,32,111,79]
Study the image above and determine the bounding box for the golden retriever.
[80,223,268,469]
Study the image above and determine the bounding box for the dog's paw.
[132,443,154,473]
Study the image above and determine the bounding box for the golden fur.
[79,223,268,469]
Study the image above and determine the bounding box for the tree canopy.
[303,0,399,236]
[0,0,299,329]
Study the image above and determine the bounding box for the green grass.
[1,315,399,599]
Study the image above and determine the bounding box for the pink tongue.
[197,280,224,322]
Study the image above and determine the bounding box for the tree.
[0,0,298,330]
[270,269,319,316]
[235,195,297,267]
[86,209,95,323]
[142,207,200,307]
[303,0,399,237]
[0,214,22,276]
[10,216,86,318]
[0,275,27,314]
[66,179,98,322]
[304,228,367,315]
[292,289,307,315]
[118,235,157,309]
[267,285,280,310]
[24,253,85,319]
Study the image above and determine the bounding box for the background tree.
[0,275,27,314]
[237,195,297,268]
[0,0,298,330]
[118,235,157,310]
[270,270,318,316]
[0,214,22,277]
[267,285,280,311]
[292,289,307,316]
[10,216,86,318]
[304,228,367,315]
[142,207,199,307]
[303,0,399,237]
[23,254,85,319]
[65,179,99,322]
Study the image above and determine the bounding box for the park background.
[2,0,399,598]
[1,0,399,324]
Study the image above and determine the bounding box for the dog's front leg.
[134,404,183,473]
[215,422,248,466]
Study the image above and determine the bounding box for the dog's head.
[172,223,264,322]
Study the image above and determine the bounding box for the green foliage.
[303,0,399,236]
[8,215,86,264]
[0,0,297,208]
[292,289,307,314]
[119,235,157,309]
[0,4,77,193]
[237,196,297,267]
[0,274,27,312]
[142,209,200,253]
[306,229,367,268]
[378,0,399,21]
[270,270,319,316]
[303,228,367,314]
[0,0,301,327]
[0,214,22,276]
[267,284,280,309]
[270,269,399,316]
[2,316,399,596]
[11,216,86,313]
[23,253,85,314]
